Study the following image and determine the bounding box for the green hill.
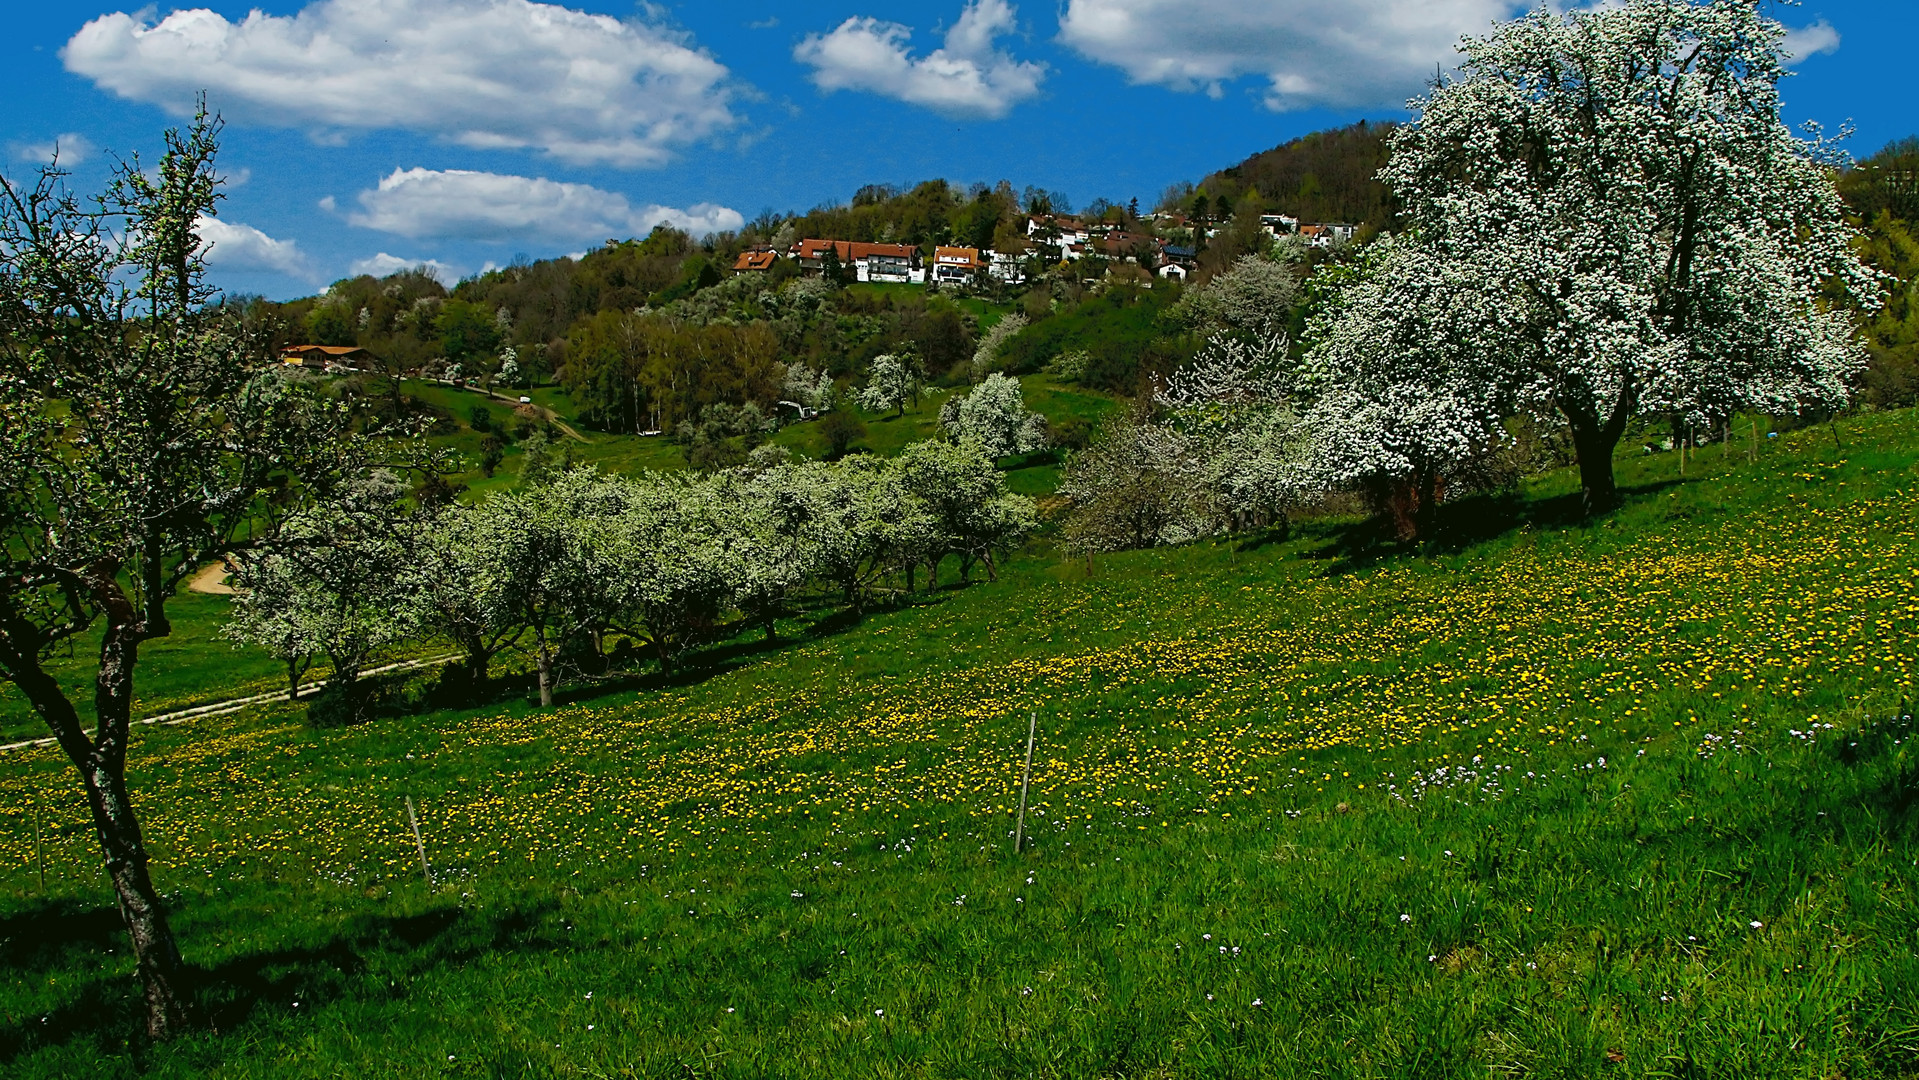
[2,409,1916,1076]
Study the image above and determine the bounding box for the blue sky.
[5,0,1911,299]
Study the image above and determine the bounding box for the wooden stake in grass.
[1014,712,1037,855]
[405,796,433,886]
[1750,416,1758,464]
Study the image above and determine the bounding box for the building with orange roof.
[931,246,984,284]
[793,239,920,283]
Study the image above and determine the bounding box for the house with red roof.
[930,246,984,284]
[732,249,778,273]
[793,239,920,283]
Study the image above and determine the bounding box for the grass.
[411,374,1115,496]
[2,410,1916,1076]
[0,591,306,746]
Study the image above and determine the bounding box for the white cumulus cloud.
[195,215,316,281]
[795,0,1045,119]
[1058,0,1525,111]
[12,132,98,165]
[345,167,744,244]
[1781,19,1840,63]
[349,252,460,284]
[62,0,737,167]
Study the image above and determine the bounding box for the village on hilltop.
[740,211,1357,287]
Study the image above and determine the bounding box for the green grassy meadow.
[2,410,1917,1076]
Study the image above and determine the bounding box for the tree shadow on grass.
[1299,478,1688,577]
[546,591,951,708]
[0,899,125,975]
[0,899,557,1066]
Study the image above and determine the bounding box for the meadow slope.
[2,411,1917,1078]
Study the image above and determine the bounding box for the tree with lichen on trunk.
[0,107,416,1040]
[1377,0,1875,514]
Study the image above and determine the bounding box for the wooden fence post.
[1014,712,1037,854]
[406,796,433,886]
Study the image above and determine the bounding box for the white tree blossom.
[1301,237,1517,537]
[406,502,523,688]
[969,311,1027,378]
[605,474,739,671]
[1058,414,1216,554]
[858,353,922,416]
[474,467,629,707]
[1375,0,1876,510]
[1164,333,1310,530]
[939,372,1048,458]
[781,362,837,411]
[1170,254,1299,343]
[223,472,418,708]
[890,438,1037,584]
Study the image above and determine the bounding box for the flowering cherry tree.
[1302,237,1518,538]
[940,372,1048,459]
[858,353,922,417]
[1376,0,1875,511]
[1157,331,1307,532]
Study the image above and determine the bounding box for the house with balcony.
[793,239,920,283]
[930,246,985,284]
[1299,223,1357,248]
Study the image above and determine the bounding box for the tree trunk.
[1562,385,1635,516]
[464,638,490,685]
[534,632,554,708]
[5,623,197,1039]
[286,656,301,701]
[85,754,195,1038]
[1410,467,1444,542]
[1571,423,1621,514]
[93,619,196,1038]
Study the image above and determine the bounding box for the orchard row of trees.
[226,439,1038,713]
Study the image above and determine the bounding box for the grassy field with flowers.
[2,410,1917,1077]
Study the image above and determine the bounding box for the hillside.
[2,407,1915,1076]
[1191,120,1398,228]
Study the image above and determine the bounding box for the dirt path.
[187,559,236,595]
[480,389,588,443]
[0,652,461,754]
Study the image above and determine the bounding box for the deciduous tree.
[939,372,1048,459]
[0,110,395,1037]
[1380,0,1874,511]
